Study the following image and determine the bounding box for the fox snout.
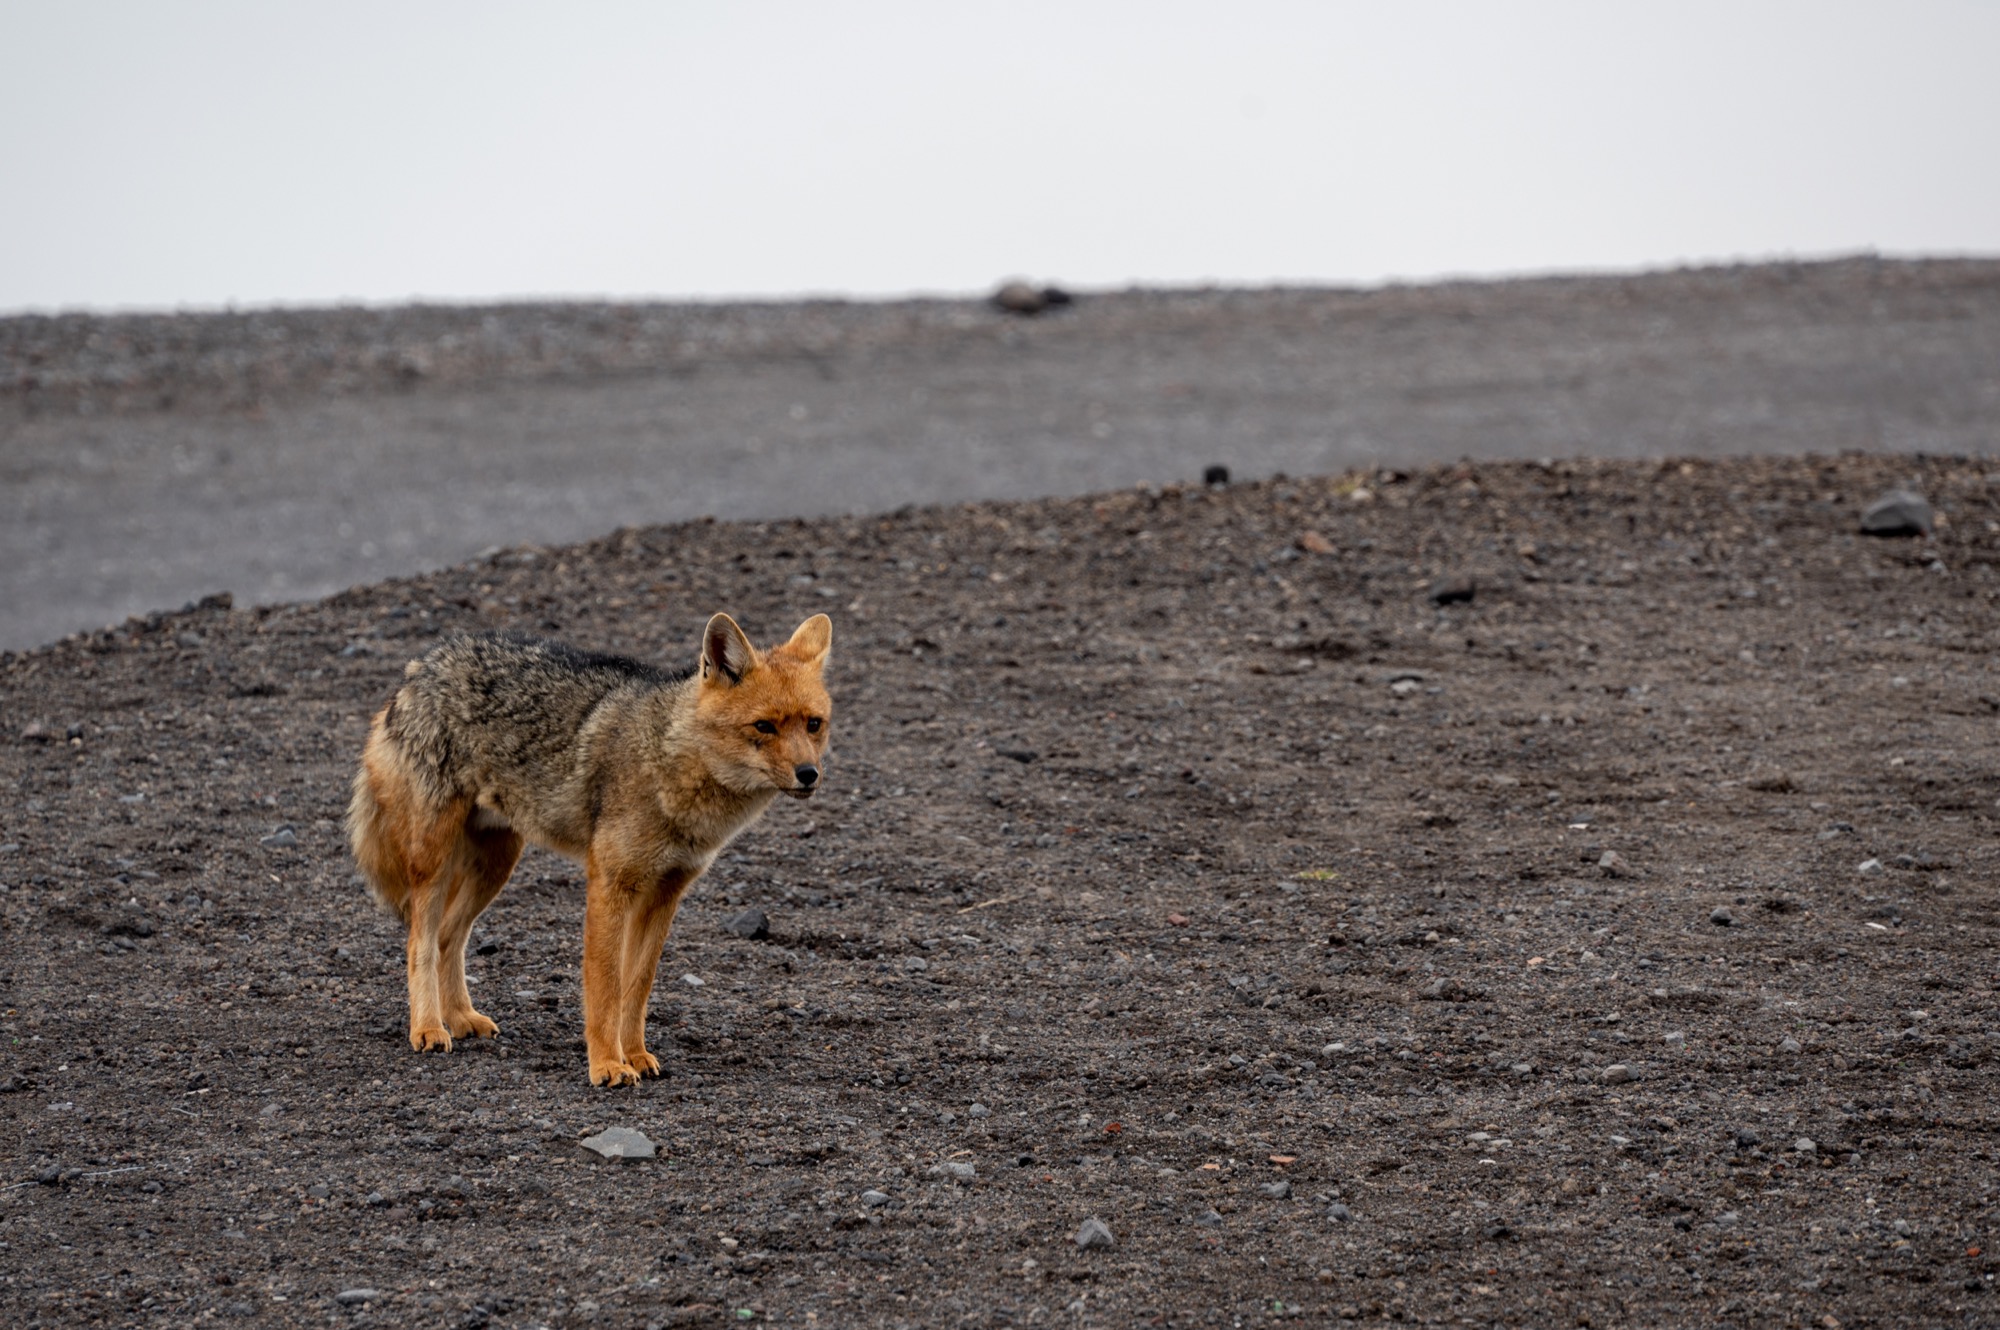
[787,763,820,799]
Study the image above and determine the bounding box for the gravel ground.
[3,449,1999,1327]
[6,256,1999,651]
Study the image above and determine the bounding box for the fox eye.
[753,720,778,736]
[805,717,822,734]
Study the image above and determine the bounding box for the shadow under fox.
[347,613,831,1086]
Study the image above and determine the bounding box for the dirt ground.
[4,446,2000,1328]
[7,256,2000,651]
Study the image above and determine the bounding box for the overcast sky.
[3,1,1996,312]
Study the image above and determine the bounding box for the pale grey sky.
[3,1,1996,311]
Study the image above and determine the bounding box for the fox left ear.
[783,614,832,667]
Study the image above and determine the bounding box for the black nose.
[795,765,819,787]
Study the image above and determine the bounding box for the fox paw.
[628,1049,661,1078]
[589,1059,640,1088]
[410,1025,453,1053]
[447,1010,498,1040]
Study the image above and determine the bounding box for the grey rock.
[1857,858,1884,876]
[860,1189,890,1207]
[1860,489,1934,537]
[930,1160,976,1182]
[992,282,1048,316]
[1600,1063,1636,1084]
[722,908,769,940]
[1429,573,1476,606]
[259,826,299,849]
[1733,1129,1760,1149]
[1793,1137,1818,1154]
[1708,906,1734,927]
[579,1127,656,1160]
[1598,850,1635,878]
[1203,465,1231,486]
[967,1102,991,1119]
[1779,1037,1802,1055]
[334,1289,381,1305]
[1328,1202,1354,1222]
[1260,1180,1292,1199]
[1194,1208,1224,1227]
[1074,1216,1115,1250]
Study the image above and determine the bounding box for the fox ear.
[701,613,757,685]
[783,614,831,667]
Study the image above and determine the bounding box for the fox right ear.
[701,613,756,686]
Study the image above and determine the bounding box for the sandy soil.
[6,257,1999,652]
[3,446,1999,1328]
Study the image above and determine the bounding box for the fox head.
[694,613,833,799]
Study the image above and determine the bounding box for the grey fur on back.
[379,634,694,850]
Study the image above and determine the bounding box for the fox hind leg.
[436,826,522,1041]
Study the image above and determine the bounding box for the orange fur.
[346,613,832,1084]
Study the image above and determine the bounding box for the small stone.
[1663,1031,1686,1046]
[1194,1208,1224,1227]
[930,1160,976,1182]
[680,973,704,987]
[1857,859,1884,877]
[1428,573,1476,606]
[1793,1137,1817,1154]
[1203,465,1230,486]
[1327,1202,1354,1222]
[991,281,1047,316]
[579,1127,656,1160]
[1598,851,1634,877]
[1260,1180,1292,1199]
[259,827,299,849]
[1600,1063,1635,1084]
[722,908,769,940]
[967,1102,991,1119]
[860,1189,890,1208]
[1708,907,1734,927]
[1733,1129,1760,1149]
[19,721,52,743]
[1779,1037,1802,1055]
[1074,1217,1115,1250]
[1297,529,1336,555]
[1859,489,1934,537]
[334,1289,381,1306]
[176,631,205,649]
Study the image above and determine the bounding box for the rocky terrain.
[7,256,1999,650]
[3,445,1999,1328]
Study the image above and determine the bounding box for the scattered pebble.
[680,973,704,987]
[579,1127,656,1160]
[721,908,769,940]
[930,1161,976,1182]
[1203,465,1231,486]
[967,1102,991,1119]
[860,1189,890,1208]
[1194,1209,1224,1227]
[1327,1202,1354,1223]
[334,1289,381,1306]
[1708,907,1734,927]
[259,827,299,849]
[1260,1180,1292,1199]
[1074,1217,1115,1250]
[1598,851,1634,878]
[1859,488,1934,537]
[1857,859,1884,877]
[1600,1064,1635,1084]
[1662,1030,1686,1046]
[1779,1037,1803,1055]
[1297,530,1336,555]
[1793,1138,1817,1154]
[1428,573,1477,606]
